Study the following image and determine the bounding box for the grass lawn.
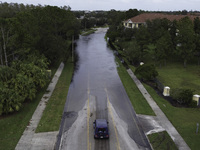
[113,40,200,149]
[116,57,155,116]
[81,28,97,36]
[148,131,178,150]
[116,55,200,149]
[36,59,74,132]
[0,63,60,150]
[157,63,200,93]
[144,83,200,150]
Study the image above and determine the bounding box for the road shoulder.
[15,62,64,150]
[127,68,190,150]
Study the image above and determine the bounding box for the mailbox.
[163,86,170,96]
[193,95,200,106]
[47,70,52,79]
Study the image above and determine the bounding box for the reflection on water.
[71,28,119,90]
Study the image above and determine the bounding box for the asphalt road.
[56,28,151,150]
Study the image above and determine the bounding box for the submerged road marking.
[87,71,91,150]
[87,88,91,150]
[105,88,121,150]
[87,72,92,150]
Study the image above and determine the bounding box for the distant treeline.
[74,9,200,30]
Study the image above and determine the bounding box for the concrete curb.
[15,62,64,150]
[127,69,190,150]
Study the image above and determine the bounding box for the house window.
[138,23,143,27]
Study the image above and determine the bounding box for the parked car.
[93,119,109,139]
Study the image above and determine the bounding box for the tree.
[122,28,135,41]
[135,64,158,81]
[107,25,120,42]
[0,4,81,115]
[0,65,16,83]
[107,9,125,26]
[146,18,170,44]
[194,17,200,65]
[155,31,173,66]
[195,34,200,65]
[135,26,151,60]
[181,10,188,15]
[169,20,178,53]
[11,52,49,89]
[10,72,36,101]
[0,52,49,114]
[194,17,200,34]
[0,66,23,114]
[0,18,12,66]
[124,40,141,64]
[125,9,139,20]
[12,6,80,65]
[176,17,196,67]
[0,85,23,114]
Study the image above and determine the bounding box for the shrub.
[135,64,158,81]
[0,86,23,114]
[171,88,194,105]
[0,54,49,115]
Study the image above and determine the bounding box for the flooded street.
[56,28,151,150]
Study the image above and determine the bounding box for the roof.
[124,13,198,23]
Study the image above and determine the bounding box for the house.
[123,13,197,29]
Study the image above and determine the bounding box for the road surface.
[56,28,151,150]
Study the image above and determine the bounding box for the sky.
[1,0,200,11]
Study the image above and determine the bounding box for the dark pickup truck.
[93,119,109,139]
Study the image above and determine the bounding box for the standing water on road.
[56,28,151,150]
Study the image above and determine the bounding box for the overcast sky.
[2,0,200,11]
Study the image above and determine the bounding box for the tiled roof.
[124,13,198,23]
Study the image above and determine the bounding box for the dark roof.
[124,13,198,23]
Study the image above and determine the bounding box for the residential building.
[123,13,197,28]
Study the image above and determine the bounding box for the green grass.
[0,91,47,150]
[116,54,200,149]
[0,63,60,150]
[81,28,97,36]
[116,57,155,116]
[148,131,178,150]
[154,62,200,149]
[36,59,74,132]
[157,63,200,93]
[144,83,200,150]
[113,40,200,149]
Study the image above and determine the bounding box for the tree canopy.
[0,3,81,115]
[107,13,200,67]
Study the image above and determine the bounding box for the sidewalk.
[15,62,64,150]
[127,69,190,150]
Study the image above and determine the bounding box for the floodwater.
[56,28,151,150]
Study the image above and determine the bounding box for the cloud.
[121,0,132,3]
[152,0,162,3]
[2,0,200,11]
